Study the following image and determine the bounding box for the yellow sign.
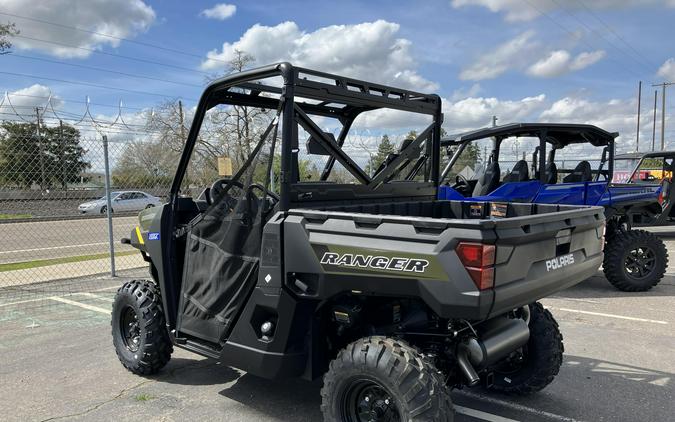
[218,157,232,176]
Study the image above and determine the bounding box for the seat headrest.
[545,162,558,184]
[503,160,529,183]
[563,161,592,183]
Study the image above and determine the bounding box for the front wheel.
[111,279,173,375]
[321,336,454,422]
[603,229,667,292]
[489,302,563,395]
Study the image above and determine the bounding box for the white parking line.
[77,292,114,302]
[92,285,122,292]
[48,296,110,314]
[549,307,668,325]
[0,242,108,255]
[455,405,520,422]
[456,391,583,422]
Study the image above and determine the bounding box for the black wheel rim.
[120,306,141,353]
[341,378,400,422]
[624,245,656,279]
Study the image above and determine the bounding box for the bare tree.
[0,22,18,55]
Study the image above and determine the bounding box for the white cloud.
[527,49,605,77]
[527,50,572,78]
[570,50,606,70]
[201,20,438,91]
[442,94,547,132]
[459,31,538,81]
[200,3,237,20]
[657,58,675,79]
[2,84,63,111]
[1,0,155,58]
[451,0,675,22]
[538,95,663,152]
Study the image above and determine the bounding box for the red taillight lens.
[456,242,496,290]
[456,242,495,267]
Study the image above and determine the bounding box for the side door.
[534,182,586,204]
[114,192,133,211]
[129,192,146,211]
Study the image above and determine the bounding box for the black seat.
[472,162,501,196]
[544,162,558,184]
[502,160,529,183]
[563,161,592,183]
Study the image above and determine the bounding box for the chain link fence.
[0,98,176,309]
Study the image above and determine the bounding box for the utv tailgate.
[485,202,604,317]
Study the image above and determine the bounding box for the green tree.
[0,121,90,188]
[366,134,396,175]
[445,143,480,181]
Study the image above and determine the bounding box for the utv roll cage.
[440,123,618,183]
[171,62,443,211]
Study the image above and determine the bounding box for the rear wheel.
[603,229,667,291]
[489,302,563,395]
[321,336,454,422]
[112,279,172,375]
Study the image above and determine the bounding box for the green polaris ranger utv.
[113,63,605,421]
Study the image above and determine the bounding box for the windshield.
[100,192,121,200]
[613,158,640,183]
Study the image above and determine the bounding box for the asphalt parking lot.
[1,241,674,421]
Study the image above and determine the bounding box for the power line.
[7,53,203,88]
[11,34,211,76]
[0,11,230,66]
[652,82,673,150]
[0,70,198,100]
[574,0,659,70]
[549,0,654,75]
[521,0,644,80]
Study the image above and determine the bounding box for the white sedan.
[78,191,162,214]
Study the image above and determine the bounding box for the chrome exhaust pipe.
[457,309,530,385]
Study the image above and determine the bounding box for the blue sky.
[1,0,675,151]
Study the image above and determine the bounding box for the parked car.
[78,191,161,214]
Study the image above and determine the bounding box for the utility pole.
[635,81,641,152]
[652,90,658,152]
[60,120,67,189]
[35,107,46,190]
[652,82,674,150]
[178,100,186,141]
[178,100,188,188]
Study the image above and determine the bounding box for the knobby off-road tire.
[489,302,563,395]
[603,229,667,292]
[112,279,173,375]
[321,336,454,422]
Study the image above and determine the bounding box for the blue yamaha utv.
[438,123,668,292]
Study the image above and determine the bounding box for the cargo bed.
[283,199,604,320]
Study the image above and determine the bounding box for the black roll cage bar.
[440,123,618,184]
[171,62,442,211]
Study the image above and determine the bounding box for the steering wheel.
[454,174,469,188]
[209,178,280,207]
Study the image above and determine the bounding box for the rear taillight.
[456,242,496,290]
